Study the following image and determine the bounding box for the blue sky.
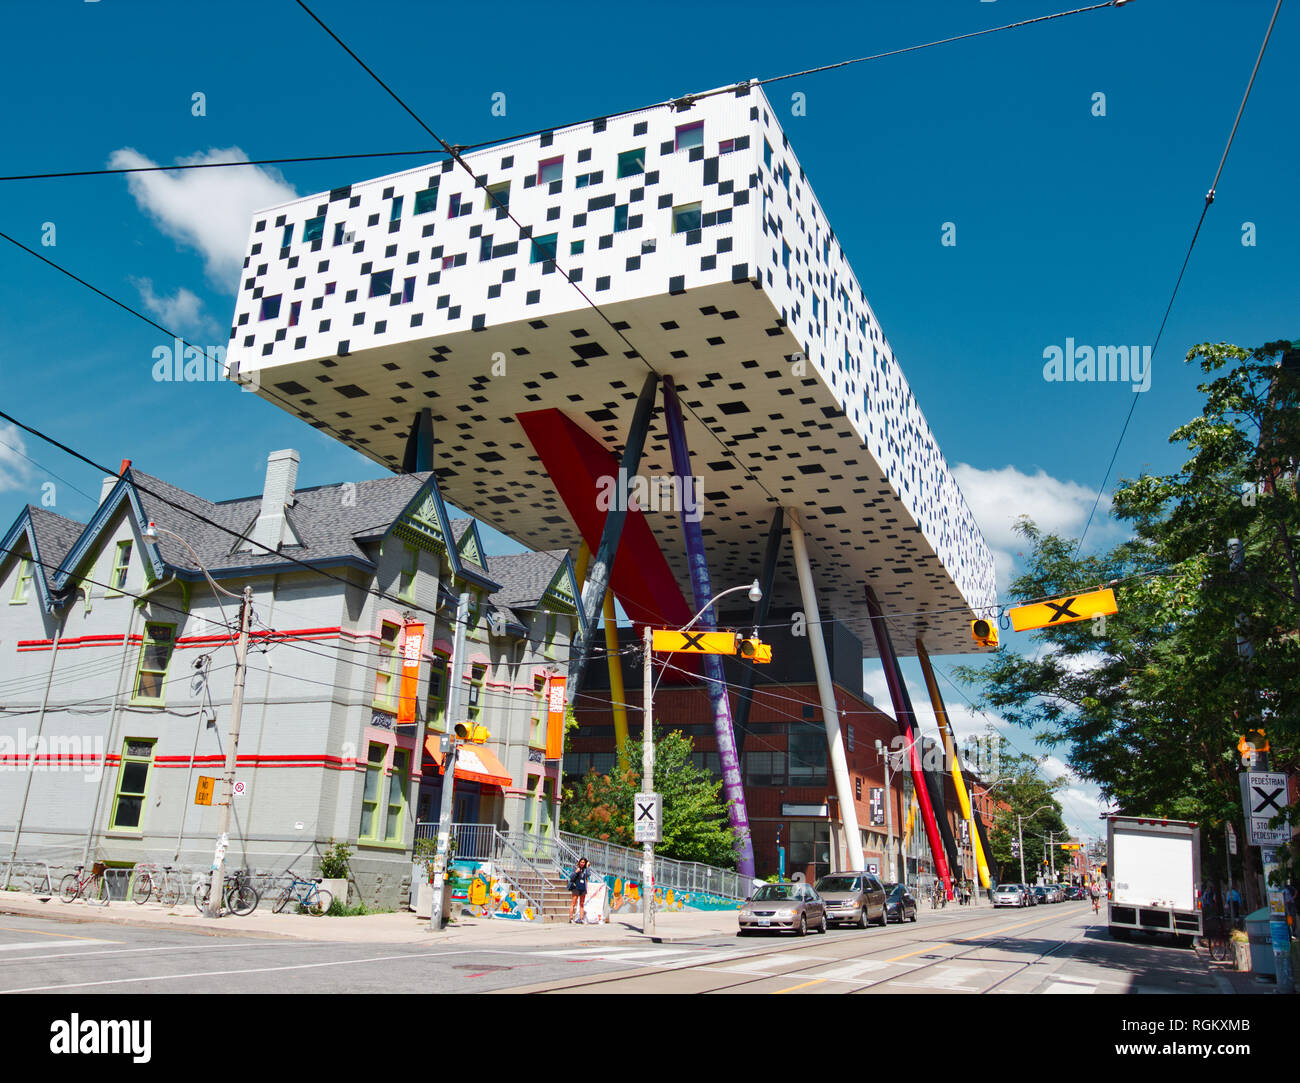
[1,0,1296,840]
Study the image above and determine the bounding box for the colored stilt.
[401,407,434,473]
[661,377,755,877]
[917,637,991,890]
[788,508,866,871]
[864,586,952,898]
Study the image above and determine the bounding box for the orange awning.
[423,737,512,788]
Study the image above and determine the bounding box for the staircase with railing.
[414,821,748,921]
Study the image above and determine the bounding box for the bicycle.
[132,864,188,907]
[273,871,333,916]
[59,863,110,906]
[1203,908,1230,963]
[194,868,260,916]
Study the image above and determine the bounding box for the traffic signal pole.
[641,624,655,937]
[429,590,470,933]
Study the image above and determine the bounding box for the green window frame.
[131,622,176,704]
[673,201,702,234]
[523,775,539,836]
[10,556,33,604]
[530,233,558,264]
[426,653,449,731]
[109,738,156,831]
[373,621,401,709]
[398,544,419,601]
[617,148,645,178]
[359,742,386,841]
[107,540,132,596]
[484,180,510,211]
[384,748,409,842]
[414,184,439,215]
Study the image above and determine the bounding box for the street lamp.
[641,580,762,935]
[1017,804,1056,887]
[142,521,252,919]
[874,739,903,884]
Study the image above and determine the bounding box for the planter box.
[320,879,348,909]
[415,879,456,923]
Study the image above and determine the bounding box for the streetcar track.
[521,906,1092,994]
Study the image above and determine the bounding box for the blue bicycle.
[274,872,332,916]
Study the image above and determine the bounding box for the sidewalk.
[0,890,739,946]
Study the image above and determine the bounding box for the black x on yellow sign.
[1009,588,1117,632]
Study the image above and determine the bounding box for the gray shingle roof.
[488,550,569,610]
[131,469,433,577]
[25,506,83,592]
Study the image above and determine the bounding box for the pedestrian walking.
[567,857,590,924]
[1227,884,1243,928]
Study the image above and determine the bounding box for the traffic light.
[453,721,489,743]
[736,636,772,663]
[971,619,998,648]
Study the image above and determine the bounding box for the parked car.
[738,882,828,936]
[1021,883,1038,905]
[1033,885,1052,905]
[1064,885,1083,901]
[882,882,918,922]
[813,872,888,928]
[992,883,1027,908]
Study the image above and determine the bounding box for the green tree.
[560,731,738,869]
[957,340,1299,907]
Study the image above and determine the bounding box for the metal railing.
[413,821,495,860]
[558,830,749,900]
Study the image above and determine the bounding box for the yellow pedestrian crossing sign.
[1009,588,1117,632]
[651,629,738,655]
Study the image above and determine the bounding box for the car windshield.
[996,884,1019,891]
[815,876,861,893]
[752,885,797,901]
[886,884,904,898]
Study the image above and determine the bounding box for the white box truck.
[1106,816,1201,944]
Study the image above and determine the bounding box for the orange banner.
[545,676,566,760]
[398,623,425,724]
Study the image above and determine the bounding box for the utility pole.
[641,624,655,936]
[1017,814,1026,885]
[206,585,252,918]
[429,590,470,933]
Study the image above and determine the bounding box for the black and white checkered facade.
[226,84,996,653]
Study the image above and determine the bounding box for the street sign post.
[1009,588,1117,632]
[634,793,662,843]
[1240,770,1288,845]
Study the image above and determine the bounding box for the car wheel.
[818,912,828,935]
[875,905,888,927]
[737,929,750,937]
[796,913,807,937]
[909,906,917,922]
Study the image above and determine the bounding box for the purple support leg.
[662,376,756,878]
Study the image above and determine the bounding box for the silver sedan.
[738,882,828,936]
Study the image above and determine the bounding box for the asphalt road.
[0,901,1229,995]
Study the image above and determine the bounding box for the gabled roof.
[0,505,83,613]
[488,549,588,639]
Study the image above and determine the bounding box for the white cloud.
[131,277,217,336]
[110,147,298,288]
[952,463,1120,593]
[0,422,35,493]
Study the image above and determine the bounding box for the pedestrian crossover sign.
[634,792,662,843]
[651,629,737,655]
[1009,588,1117,632]
[1239,770,1288,846]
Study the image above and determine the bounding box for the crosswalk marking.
[709,952,834,975]
[1045,977,1098,994]
[804,959,896,983]
[0,939,117,952]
